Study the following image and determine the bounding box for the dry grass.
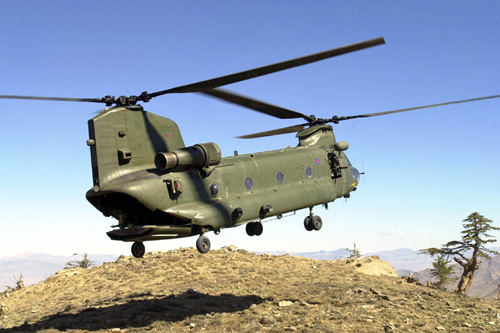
[1,247,499,332]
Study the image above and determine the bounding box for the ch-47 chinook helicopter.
[2,37,500,258]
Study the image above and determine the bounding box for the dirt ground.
[1,247,499,332]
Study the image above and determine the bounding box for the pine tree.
[430,256,456,290]
[346,243,361,259]
[420,212,499,294]
[65,253,95,269]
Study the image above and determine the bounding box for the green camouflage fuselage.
[86,106,359,242]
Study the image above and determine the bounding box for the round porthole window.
[209,183,219,197]
[245,177,254,190]
[305,166,313,178]
[276,171,285,184]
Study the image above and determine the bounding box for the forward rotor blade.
[201,89,311,120]
[337,94,500,121]
[0,94,106,103]
[238,124,307,139]
[148,37,385,98]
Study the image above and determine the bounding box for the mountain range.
[0,252,117,291]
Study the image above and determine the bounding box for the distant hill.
[1,247,498,332]
[290,248,352,260]
[0,253,117,291]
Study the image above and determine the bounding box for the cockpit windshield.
[344,154,353,167]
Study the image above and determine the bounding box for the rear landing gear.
[311,215,322,230]
[246,222,263,236]
[304,216,313,231]
[304,208,323,231]
[131,241,145,258]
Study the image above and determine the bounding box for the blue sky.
[1,1,499,257]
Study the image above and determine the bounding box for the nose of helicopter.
[351,167,360,188]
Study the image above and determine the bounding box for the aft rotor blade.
[148,37,385,98]
[0,94,107,103]
[201,89,312,120]
[238,124,307,139]
[336,94,500,121]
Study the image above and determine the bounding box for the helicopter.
[2,37,499,258]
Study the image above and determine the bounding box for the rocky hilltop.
[1,247,499,332]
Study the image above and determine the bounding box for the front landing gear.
[196,235,211,254]
[304,208,323,231]
[131,241,145,258]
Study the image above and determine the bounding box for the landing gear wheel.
[246,223,255,236]
[311,215,323,231]
[304,216,313,231]
[131,242,145,258]
[196,235,211,254]
[246,222,264,236]
[253,222,263,236]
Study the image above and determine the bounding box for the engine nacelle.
[154,142,221,172]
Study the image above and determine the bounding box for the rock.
[260,316,276,326]
[384,323,396,332]
[354,288,367,294]
[341,288,355,301]
[462,323,472,328]
[346,256,398,277]
[226,245,238,252]
[186,289,202,299]
[187,288,202,294]
[245,320,261,331]
[436,327,446,331]
[278,301,293,307]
